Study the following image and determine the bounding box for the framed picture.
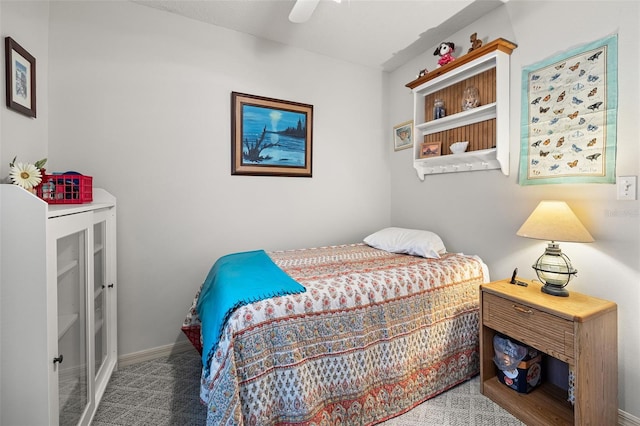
[393,120,413,151]
[419,141,442,158]
[5,37,36,118]
[231,92,313,177]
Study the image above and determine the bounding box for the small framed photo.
[393,120,413,151]
[419,141,442,158]
[231,92,313,177]
[5,37,36,118]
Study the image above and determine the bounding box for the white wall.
[44,2,391,357]
[387,1,640,417]
[0,1,49,176]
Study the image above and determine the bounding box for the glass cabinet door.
[93,220,108,379]
[56,230,89,426]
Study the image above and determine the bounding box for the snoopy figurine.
[434,42,456,66]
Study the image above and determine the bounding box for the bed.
[181,228,489,425]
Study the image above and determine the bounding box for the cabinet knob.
[53,354,64,365]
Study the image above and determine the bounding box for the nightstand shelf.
[483,377,574,425]
[480,279,617,426]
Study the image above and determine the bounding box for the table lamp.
[516,201,594,297]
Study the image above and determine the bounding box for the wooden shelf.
[482,377,573,426]
[406,38,517,89]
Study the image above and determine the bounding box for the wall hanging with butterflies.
[519,34,618,185]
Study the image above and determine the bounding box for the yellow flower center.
[20,171,31,179]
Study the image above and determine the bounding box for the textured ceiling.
[132,0,506,71]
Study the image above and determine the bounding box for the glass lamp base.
[541,284,569,297]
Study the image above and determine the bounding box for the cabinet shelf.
[94,243,104,255]
[57,260,79,279]
[406,38,516,179]
[58,313,79,339]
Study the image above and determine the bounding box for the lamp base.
[541,284,569,297]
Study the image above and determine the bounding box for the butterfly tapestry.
[519,34,618,185]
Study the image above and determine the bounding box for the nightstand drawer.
[483,293,575,363]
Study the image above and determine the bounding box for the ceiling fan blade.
[289,0,320,23]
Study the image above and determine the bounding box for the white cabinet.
[0,184,117,426]
[406,38,517,179]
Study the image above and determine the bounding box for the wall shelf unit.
[406,38,517,180]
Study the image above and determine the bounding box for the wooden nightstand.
[479,278,617,426]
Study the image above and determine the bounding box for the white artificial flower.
[9,162,42,189]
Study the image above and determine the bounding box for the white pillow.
[363,227,446,259]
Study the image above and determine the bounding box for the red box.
[36,174,93,204]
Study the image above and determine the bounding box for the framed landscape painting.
[419,141,442,158]
[231,92,313,177]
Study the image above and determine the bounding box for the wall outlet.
[617,176,637,200]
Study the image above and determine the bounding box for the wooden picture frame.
[231,92,313,177]
[5,37,36,118]
[393,120,413,151]
[420,141,442,158]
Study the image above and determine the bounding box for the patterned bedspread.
[181,244,488,425]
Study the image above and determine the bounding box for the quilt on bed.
[181,244,487,425]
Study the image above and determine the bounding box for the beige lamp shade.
[516,201,594,243]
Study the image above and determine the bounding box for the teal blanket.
[196,250,306,373]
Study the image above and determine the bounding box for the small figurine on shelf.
[417,68,428,78]
[468,32,483,53]
[461,86,480,111]
[433,42,455,66]
[433,98,446,119]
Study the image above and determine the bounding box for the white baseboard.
[117,340,195,368]
[620,409,640,426]
[117,343,640,426]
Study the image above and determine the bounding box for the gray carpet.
[91,349,523,425]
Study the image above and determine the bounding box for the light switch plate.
[617,176,637,200]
